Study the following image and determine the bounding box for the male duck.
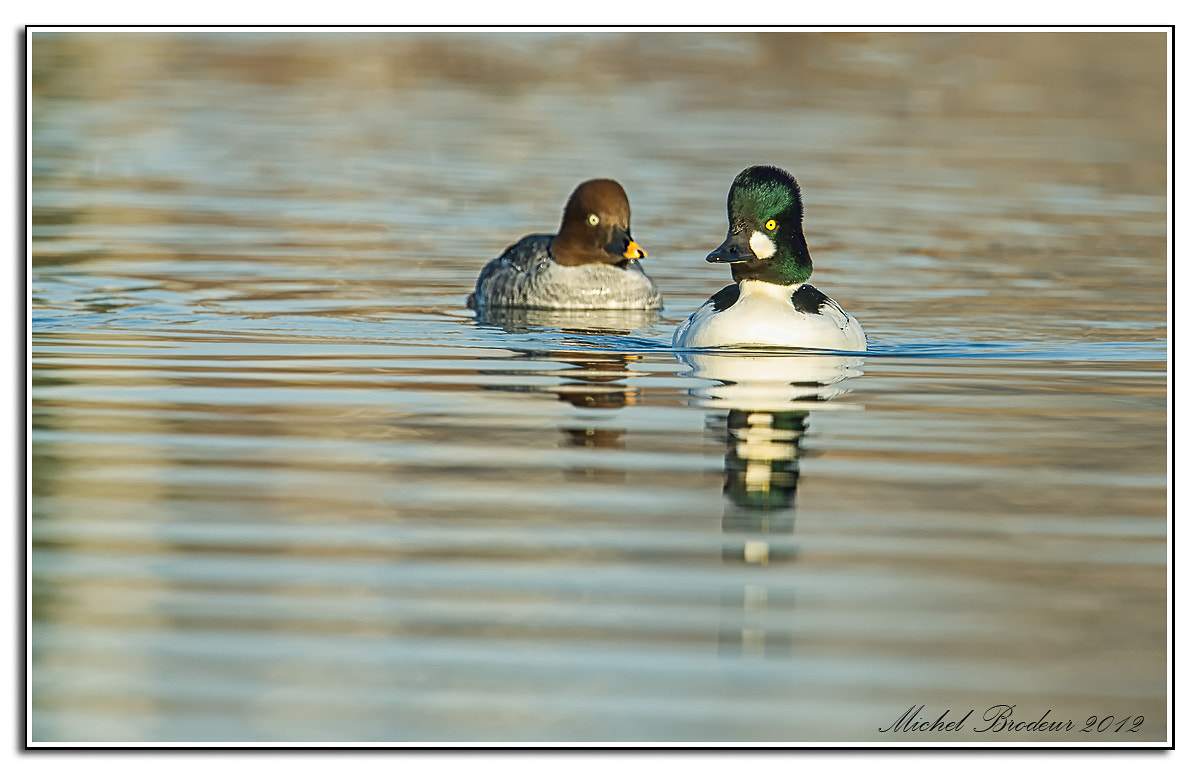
[468,179,662,310]
[673,166,866,351]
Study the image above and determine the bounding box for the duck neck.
[731,239,813,286]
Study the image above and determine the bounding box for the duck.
[673,166,866,351]
[468,179,662,311]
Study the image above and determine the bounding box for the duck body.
[468,179,662,311]
[674,279,866,350]
[469,233,662,310]
[673,165,866,352]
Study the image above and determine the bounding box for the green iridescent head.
[707,165,813,285]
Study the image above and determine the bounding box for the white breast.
[674,280,866,351]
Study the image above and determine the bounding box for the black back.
[790,284,830,314]
[705,284,741,311]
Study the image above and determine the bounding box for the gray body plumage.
[469,235,662,310]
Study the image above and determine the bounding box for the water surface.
[30,30,1169,745]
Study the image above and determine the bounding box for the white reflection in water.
[678,348,866,657]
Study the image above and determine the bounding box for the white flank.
[674,280,867,351]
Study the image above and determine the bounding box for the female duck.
[468,179,662,310]
[673,166,866,351]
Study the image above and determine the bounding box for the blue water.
[30,30,1169,745]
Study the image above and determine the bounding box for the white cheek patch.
[749,230,776,259]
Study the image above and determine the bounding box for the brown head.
[549,179,646,267]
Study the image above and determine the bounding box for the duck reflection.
[546,352,639,481]
[720,408,810,544]
[479,349,643,414]
[475,319,648,477]
[678,348,863,657]
[474,304,654,416]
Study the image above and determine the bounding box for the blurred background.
[30,30,1168,745]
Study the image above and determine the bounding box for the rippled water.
[29,30,1170,745]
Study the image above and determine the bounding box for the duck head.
[550,179,646,268]
[707,165,814,285]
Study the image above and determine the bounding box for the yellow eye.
[587,214,600,226]
[765,219,777,231]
